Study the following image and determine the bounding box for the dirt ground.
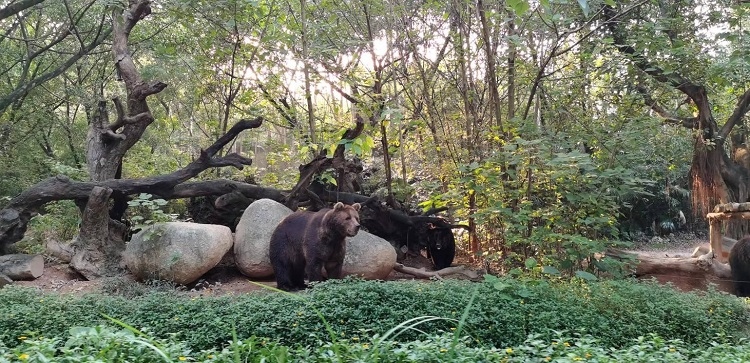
[12,252,443,297]
[10,232,718,296]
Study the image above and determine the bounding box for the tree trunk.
[69,186,125,279]
[300,0,316,144]
[69,0,166,273]
[604,5,750,239]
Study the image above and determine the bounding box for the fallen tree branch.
[606,249,732,279]
[394,263,479,279]
[0,118,264,253]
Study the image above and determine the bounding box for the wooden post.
[708,218,724,262]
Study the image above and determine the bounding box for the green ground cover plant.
[3,326,750,362]
[0,277,747,353]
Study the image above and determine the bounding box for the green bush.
[4,326,750,362]
[0,278,747,352]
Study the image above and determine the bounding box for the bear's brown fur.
[728,236,750,297]
[269,202,361,291]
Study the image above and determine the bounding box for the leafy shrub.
[4,326,750,362]
[14,200,80,254]
[0,278,747,352]
[439,136,648,275]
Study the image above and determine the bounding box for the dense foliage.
[5,0,744,272]
[4,327,750,362]
[0,279,747,352]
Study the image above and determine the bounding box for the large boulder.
[234,199,292,278]
[123,222,233,285]
[234,199,396,280]
[343,231,397,280]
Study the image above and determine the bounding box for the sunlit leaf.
[575,271,598,281]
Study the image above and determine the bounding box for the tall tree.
[603,1,750,238]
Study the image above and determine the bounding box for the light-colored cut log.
[691,237,736,260]
[709,219,727,263]
[394,264,479,279]
[606,249,734,293]
[630,252,732,279]
[46,239,74,263]
[713,202,750,213]
[706,211,750,221]
[0,254,44,280]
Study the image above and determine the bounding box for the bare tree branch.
[0,0,46,21]
[721,89,750,140]
[635,86,697,128]
[0,117,264,251]
[0,25,112,113]
[110,96,151,131]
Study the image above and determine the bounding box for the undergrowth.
[0,277,747,353]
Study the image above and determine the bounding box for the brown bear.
[728,236,750,297]
[269,202,361,291]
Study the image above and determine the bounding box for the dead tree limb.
[286,115,366,208]
[0,118,263,253]
[606,248,734,292]
[394,263,479,280]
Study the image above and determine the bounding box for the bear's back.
[274,209,329,242]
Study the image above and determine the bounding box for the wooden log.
[393,264,479,279]
[631,253,732,278]
[713,202,750,213]
[706,211,750,221]
[0,254,44,280]
[606,249,734,293]
[46,239,74,263]
[0,273,12,287]
[691,237,736,260]
[709,219,727,263]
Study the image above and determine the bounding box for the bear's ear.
[352,203,361,211]
[333,202,345,210]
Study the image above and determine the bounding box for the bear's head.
[326,202,361,237]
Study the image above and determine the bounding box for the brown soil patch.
[10,232,717,296]
[11,252,467,297]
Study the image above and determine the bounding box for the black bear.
[427,227,456,270]
[269,202,361,291]
[728,236,750,297]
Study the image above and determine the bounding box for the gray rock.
[234,199,292,278]
[124,222,233,285]
[234,199,397,281]
[343,231,397,280]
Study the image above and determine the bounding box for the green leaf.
[483,274,500,284]
[575,270,598,281]
[577,0,590,17]
[493,282,510,291]
[507,0,530,16]
[351,144,363,155]
[516,288,532,298]
[542,266,561,275]
[524,257,537,269]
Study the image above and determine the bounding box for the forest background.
[1,0,748,275]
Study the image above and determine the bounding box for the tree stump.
[70,186,125,280]
[0,254,44,280]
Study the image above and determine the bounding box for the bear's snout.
[348,221,361,236]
